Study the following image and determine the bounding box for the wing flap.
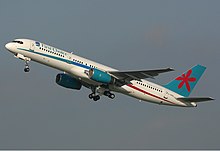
[177,97,214,102]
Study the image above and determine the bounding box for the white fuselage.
[5,39,196,107]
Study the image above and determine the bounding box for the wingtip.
[168,68,175,71]
[209,97,215,100]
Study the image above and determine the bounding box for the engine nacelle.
[56,73,82,90]
[88,68,113,84]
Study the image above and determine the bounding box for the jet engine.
[88,68,114,84]
[56,73,82,90]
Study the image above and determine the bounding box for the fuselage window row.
[136,81,162,93]
[39,47,64,57]
[72,58,97,68]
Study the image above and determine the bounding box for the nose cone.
[5,43,12,50]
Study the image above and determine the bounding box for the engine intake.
[56,73,82,90]
[88,68,113,84]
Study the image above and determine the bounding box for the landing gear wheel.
[93,95,100,101]
[89,94,93,99]
[24,67,30,72]
[109,94,115,99]
[104,91,115,99]
[24,61,30,72]
[104,91,111,96]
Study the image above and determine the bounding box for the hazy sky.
[0,0,219,149]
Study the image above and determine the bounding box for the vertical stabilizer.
[164,65,206,97]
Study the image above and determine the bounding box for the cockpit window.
[12,40,23,44]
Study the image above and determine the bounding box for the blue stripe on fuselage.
[17,48,90,70]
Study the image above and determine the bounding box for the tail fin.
[164,64,206,97]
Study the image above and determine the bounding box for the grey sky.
[0,0,219,149]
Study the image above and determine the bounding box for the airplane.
[5,39,214,107]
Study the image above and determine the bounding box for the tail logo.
[175,69,196,92]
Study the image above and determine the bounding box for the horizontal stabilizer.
[177,97,214,102]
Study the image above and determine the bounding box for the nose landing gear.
[24,61,30,72]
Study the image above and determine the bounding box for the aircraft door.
[30,41,35,51]
[163,91,168,100]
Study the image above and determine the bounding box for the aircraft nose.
[5,43,12,50]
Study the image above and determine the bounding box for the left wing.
[109,68,174,82]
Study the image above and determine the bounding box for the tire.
[104,91,110,96]
[89,94,93,99]
[109,94,115,99]
[24,68,30,72]
[93,95,100,101]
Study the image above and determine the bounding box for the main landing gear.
[104,91,115,99]
[24,61,30,72]
[88,91,115,102]
[89,93,100,101]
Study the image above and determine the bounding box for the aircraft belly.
[122,84,180,105]
[119,85,159,104]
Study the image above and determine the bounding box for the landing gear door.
[30,41,35,51]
